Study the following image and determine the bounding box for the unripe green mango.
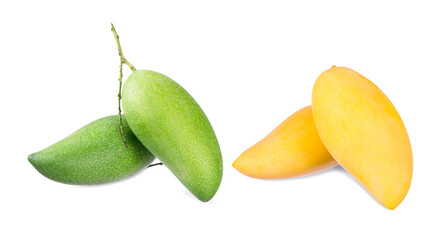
[122,70,223,202]
[28,115,155,184]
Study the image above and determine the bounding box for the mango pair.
[233,66,412,210]
[28,25,222,202]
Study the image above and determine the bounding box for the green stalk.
[111,23,136,147]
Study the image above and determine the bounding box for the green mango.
[28,115,155,184]
[122,70,223,202]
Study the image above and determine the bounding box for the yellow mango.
[312,66,413,210]
[233,106,337,179]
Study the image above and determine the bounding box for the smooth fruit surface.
[28,115,154,184]
[122,70,222,202]
[312,66,412,210]
[233,106,337,179]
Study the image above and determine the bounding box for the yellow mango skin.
[312,66,413,210]
[233,106,337,179]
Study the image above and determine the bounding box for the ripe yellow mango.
[233,106,337,179]
[312,66,413,210]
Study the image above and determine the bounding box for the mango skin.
[233,106,337,179]
[28,115,154,184]
[122,70,223,202]
[312,66,413,210]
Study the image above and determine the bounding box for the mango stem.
[111,23,137,147]
[111,23,137,71]
[147,162,164,168]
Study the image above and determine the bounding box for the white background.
[1,0,439,239]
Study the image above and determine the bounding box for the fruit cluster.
[28,24,223,202]
[233,66,412,210]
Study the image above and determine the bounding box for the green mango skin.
[122,70,223,202]
[28,115,155,185]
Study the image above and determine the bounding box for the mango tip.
[27,153,36,164]
[232,159,241,171]
[384,202,399,210]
